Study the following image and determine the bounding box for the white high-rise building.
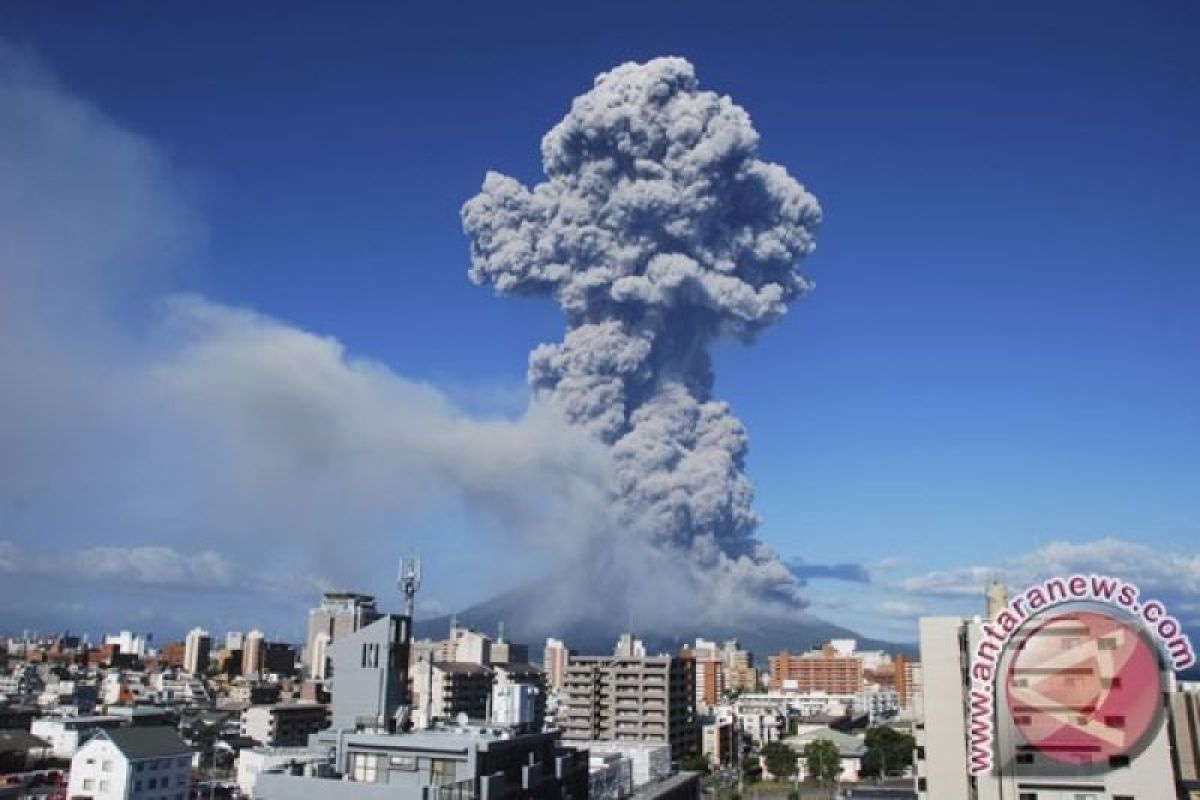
[183,628,211,675]
[613,633,646,658]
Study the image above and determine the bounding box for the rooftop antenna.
[498,621,505,643]
[398,556,422,619]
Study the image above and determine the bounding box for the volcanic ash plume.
[462,57,821,612]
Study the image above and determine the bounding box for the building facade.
[562,649,698,759]
[915,615,1179,800]
[306,592,380,680]
[769,645,864,694]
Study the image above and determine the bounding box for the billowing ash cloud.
[463,57,821,608]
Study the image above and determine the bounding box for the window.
[1019,794,1037,800]
[1016,752,1034,764]
[1109,755,1130,768]
[101,760,113,772]
[178,756,190,767]
[350,753,381,783]
[431,759,456,786]
[390,755,417,771]
[99,780,110,791]
[82,778,95,790]
[135,781,142,791]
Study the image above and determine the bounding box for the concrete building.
[543,638,570,693]
[158,642,185,670]
[236,746,327,797]
[585,740,671,788]
[1170,688,1200,798]
[915,615,1178,799]
[246,605,590,800]
[727,694,789,746]
[491,683,541,731]
[253,725,589,800]
[769,644,864,694]
[681,640,724,711]
[30,714,122,759]
[241,703,330,747]
[410,660,493,728]
[327,615,412,733]
[242,629,265,677]
[183,628,211,676]
[262,642,297,677]
[700,718,734,766]
[66,726,192,800]
[443,626,493,666]
[103,632,147,659]
[306,592,380,680]
[614,634,646,658]
[562,646,698,759]
[493,663,547,731]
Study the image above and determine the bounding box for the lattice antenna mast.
[398,556,422,619]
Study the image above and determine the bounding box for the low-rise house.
[66,726,193,800]
[784,726,865,784]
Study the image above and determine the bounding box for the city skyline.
[1,1,1198,647]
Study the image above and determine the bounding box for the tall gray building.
[326,614,411,733]
[306,592,381,680]
[562,645,698,760]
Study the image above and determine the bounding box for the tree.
[861,727,916,778]
[802,739,840,786]
[680,754,711,775]
[741,755,762,783]
[761,741,798,780]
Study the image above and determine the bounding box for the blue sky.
[1,1,1197,645]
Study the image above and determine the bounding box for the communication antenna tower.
[398,555,422,619]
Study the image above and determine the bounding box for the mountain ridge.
[414,582,914,663]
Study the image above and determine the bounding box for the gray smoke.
[463,57,821,610]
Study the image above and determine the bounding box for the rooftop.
[100,726,192,760]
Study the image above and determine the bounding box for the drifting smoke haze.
[463,57,823,621]
[0,45,831,638]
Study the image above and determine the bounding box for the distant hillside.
[414,582,913,663]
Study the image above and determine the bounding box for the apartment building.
[561,647,698,759]
[241,703,330,747]
[769,644,864,694]
[409,660,493,726]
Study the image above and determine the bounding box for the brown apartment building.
[768,645,863,693]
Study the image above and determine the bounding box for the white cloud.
[878,600,926,618]
[0,540,235,589]
[896,536,1200,629]
[898,565,1004,597]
